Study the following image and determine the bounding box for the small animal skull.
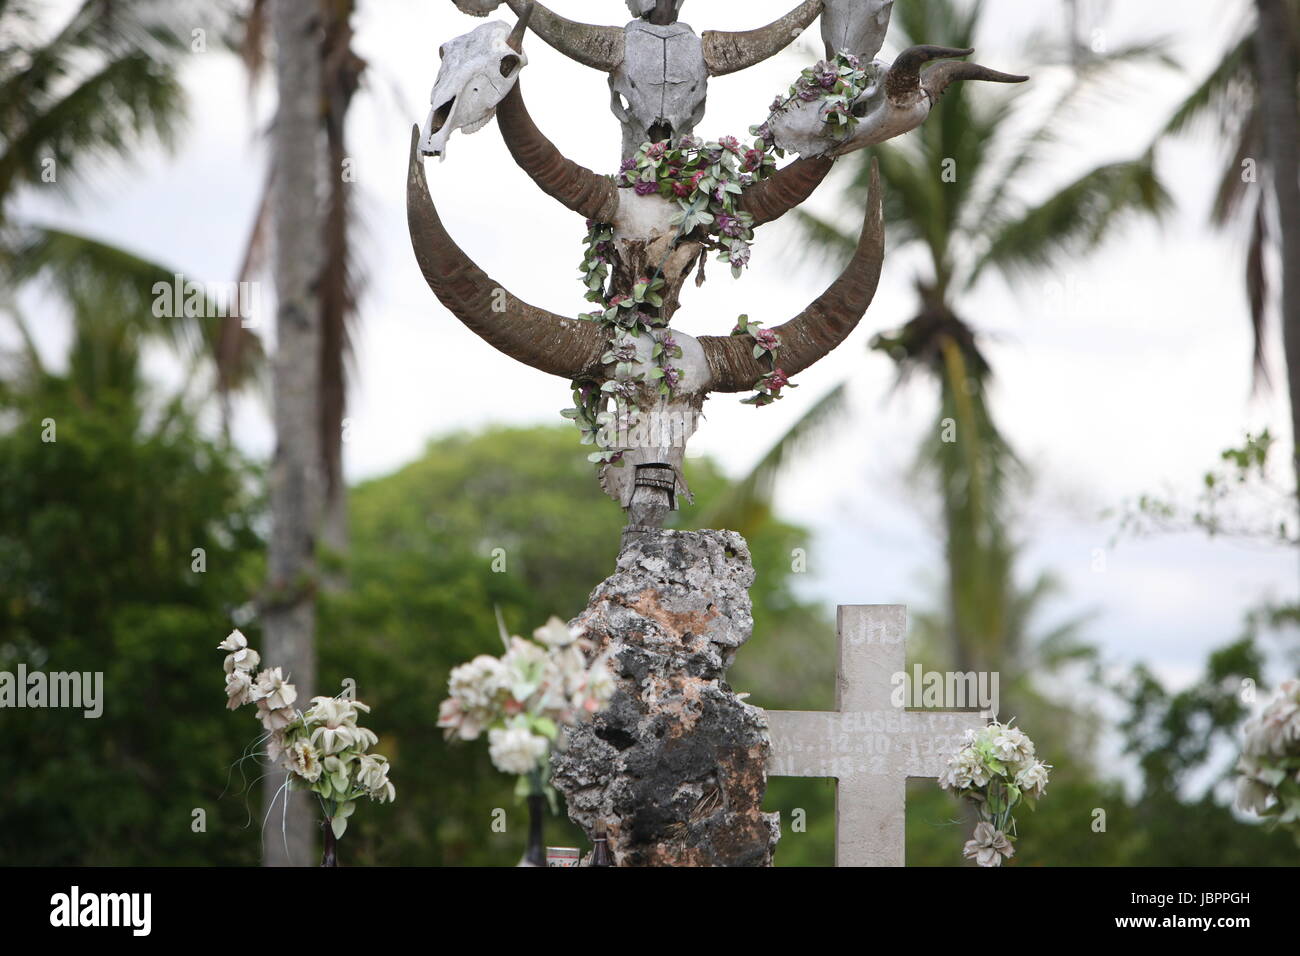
[821,0,895,61]
[421,20,527,159]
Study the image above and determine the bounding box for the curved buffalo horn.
[738,155,835,228]
[700,159,884,391]
[702,0,825,76]
[503,0,624,72]
[406,126,606,379]
[922,61,1029,101]
[884,45,974,102]
[505,1,533,52]
[496,82,621,223]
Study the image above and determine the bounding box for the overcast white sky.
[12,0,1299,692]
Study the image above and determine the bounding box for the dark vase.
[321,819,339,867]
[519,793,547,867]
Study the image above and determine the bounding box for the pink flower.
[768,369,790,391]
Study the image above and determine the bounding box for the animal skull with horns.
[416,2,1027,530]
[768,44,1028,158]
[421,12,532,158]
[455,0,827,160]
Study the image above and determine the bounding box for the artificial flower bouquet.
[219,630,394,863]
[437,616,615,864]
[938,720,1051,867]
[1235,678,1300,843]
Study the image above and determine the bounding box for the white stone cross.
[761,605,989,867]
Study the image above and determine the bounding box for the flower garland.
[757,51,878,145]
[565,56,875,453]
[731,314,796,407]
[938,721,1051,867]
[1235,678,1300,841]
[437,616,615,805]
[219,630,395,846]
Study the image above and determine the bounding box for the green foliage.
[1119,430,1297,545]
[0,374,264,864]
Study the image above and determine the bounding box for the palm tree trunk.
[263,0,325,867]
[1254,0,1300,531]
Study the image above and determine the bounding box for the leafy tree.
[0,370,264,865]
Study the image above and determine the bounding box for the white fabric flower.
[257,701,297,734]
[1015,760,1051,799]
[224,669,253,710]
[305,696,372,754]
[488,726,549,775]
[287,739,323,783]
[217,630,248,653]
[963,822,1015,867]
[250,667,297,711]
[356,753,396,802]
[448,655,511,710]
[1236,774,1273,815]
[503,638,549,700]
[990,726,1035,767]
[940,746,990,791]
[534,616,583,649]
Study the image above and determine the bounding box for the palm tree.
[239,0,366,567]
[0,0,263,423]
[709,0,1172,675]
[1156,1,1298,393]
[1254,0,1300,510]
[261,0,328,867]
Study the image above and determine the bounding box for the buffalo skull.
[821,0,894,61]
[421,14,531,159]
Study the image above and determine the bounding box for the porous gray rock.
[552,529,779,866]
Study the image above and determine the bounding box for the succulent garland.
[566,56,872,455]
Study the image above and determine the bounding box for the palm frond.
[0,0,213,199]
[971,37,1177,238]
[1159,33,1255,141]
[971,154,1173,285]
[9,224,264,397]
